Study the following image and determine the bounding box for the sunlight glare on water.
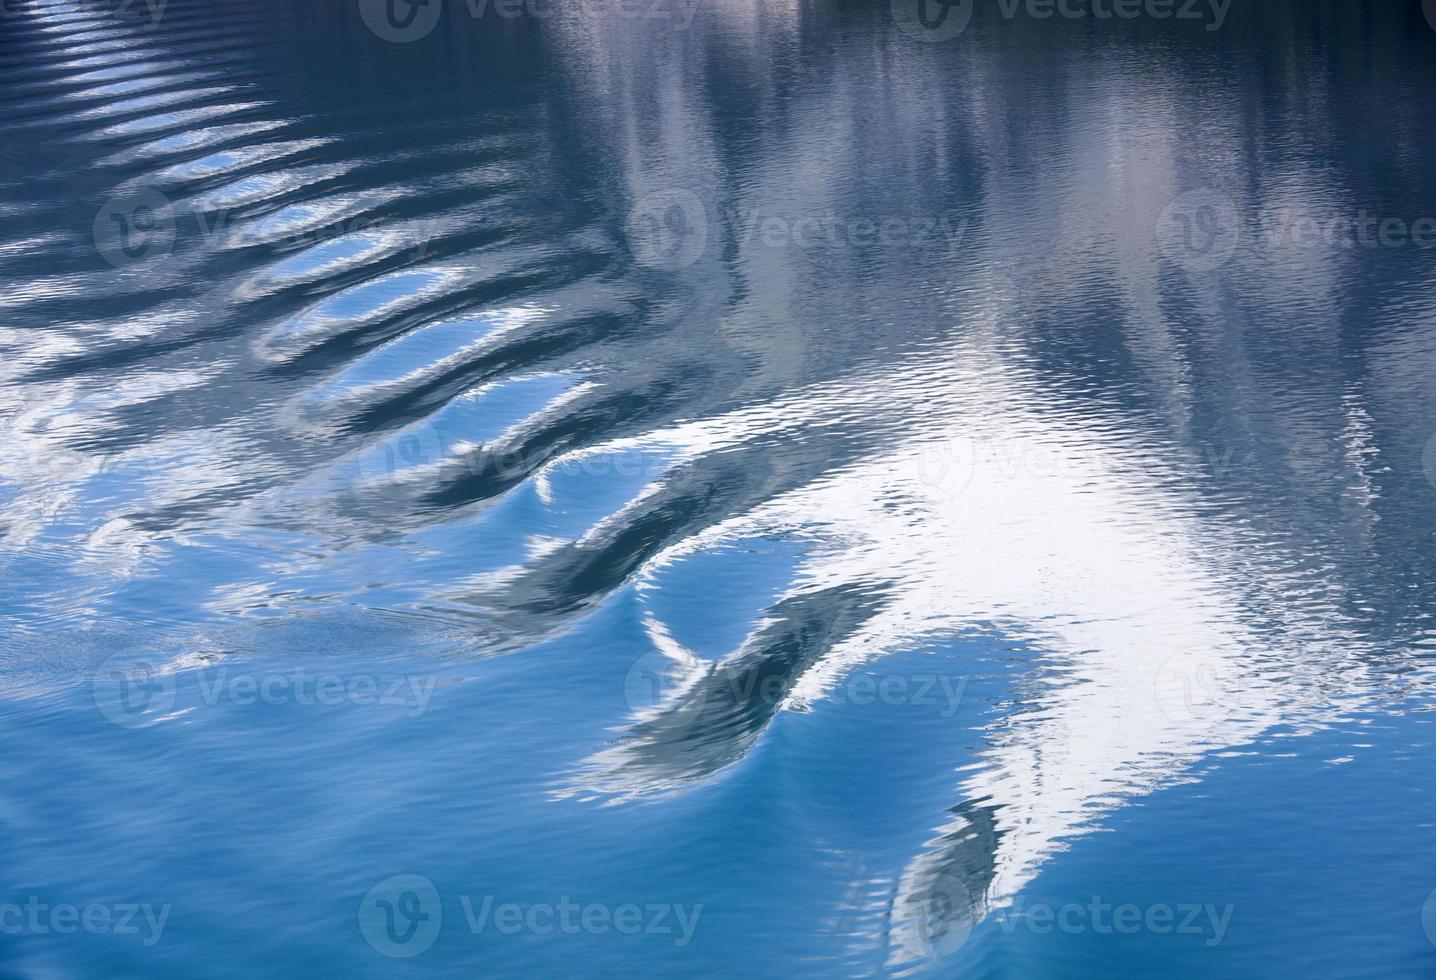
[2,0,1436,976]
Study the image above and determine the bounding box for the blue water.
[3,0,1436,976]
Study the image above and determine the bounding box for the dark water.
[3,0,1436,975]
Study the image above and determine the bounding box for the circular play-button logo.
[92,654,177,729]
[897,867,978,961]
[624,188,709,271]
[355,422,446,486]
[1155,189,1243,273]
[890,0,974,42]
[93,187,175,268]
[1153,648,1233,726]
[360,0,443,42]
[1420,432,1436,494]
[1422,887,1436,948]
[358,874,442,958]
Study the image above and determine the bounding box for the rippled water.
[4,0,1436,976]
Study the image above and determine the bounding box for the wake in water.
[2,0,1435,977]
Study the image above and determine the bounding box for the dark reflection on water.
[2,0,1436,976]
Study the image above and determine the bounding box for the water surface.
[3,0,1436,976]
